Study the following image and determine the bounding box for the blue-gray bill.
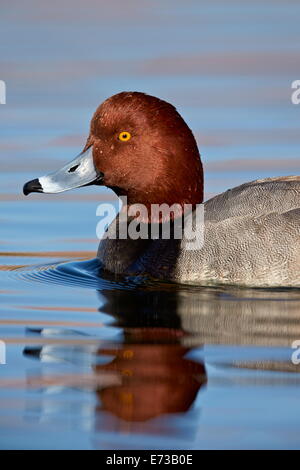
[23,146,103,195]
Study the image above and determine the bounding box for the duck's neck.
[109,167,204,224]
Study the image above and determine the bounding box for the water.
[1,0,300,450]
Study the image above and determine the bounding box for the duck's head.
[23,92,203,220]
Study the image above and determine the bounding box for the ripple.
[10,258,146,291]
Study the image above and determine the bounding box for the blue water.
[0,0,300,450]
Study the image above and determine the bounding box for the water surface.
[1,0,300,450]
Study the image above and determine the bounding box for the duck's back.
[205,176,300,222]
[129,176,300,287]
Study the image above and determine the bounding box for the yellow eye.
[118,131,131,142]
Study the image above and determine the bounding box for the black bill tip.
[23,178,43,196]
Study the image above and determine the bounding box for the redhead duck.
[23,92,300,287]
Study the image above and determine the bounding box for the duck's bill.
[23,146,103,196]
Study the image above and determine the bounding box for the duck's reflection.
[95,332,205,422]
[23,286,206,427]
[22,279,300,439]
[94,287,206,421]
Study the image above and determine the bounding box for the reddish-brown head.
[86,92,203,215]
[23,92,204,221]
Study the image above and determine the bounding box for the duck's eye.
[118,131,131,142]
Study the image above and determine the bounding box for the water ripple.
[9,258,143,291]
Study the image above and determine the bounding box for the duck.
[23,92,300,287]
